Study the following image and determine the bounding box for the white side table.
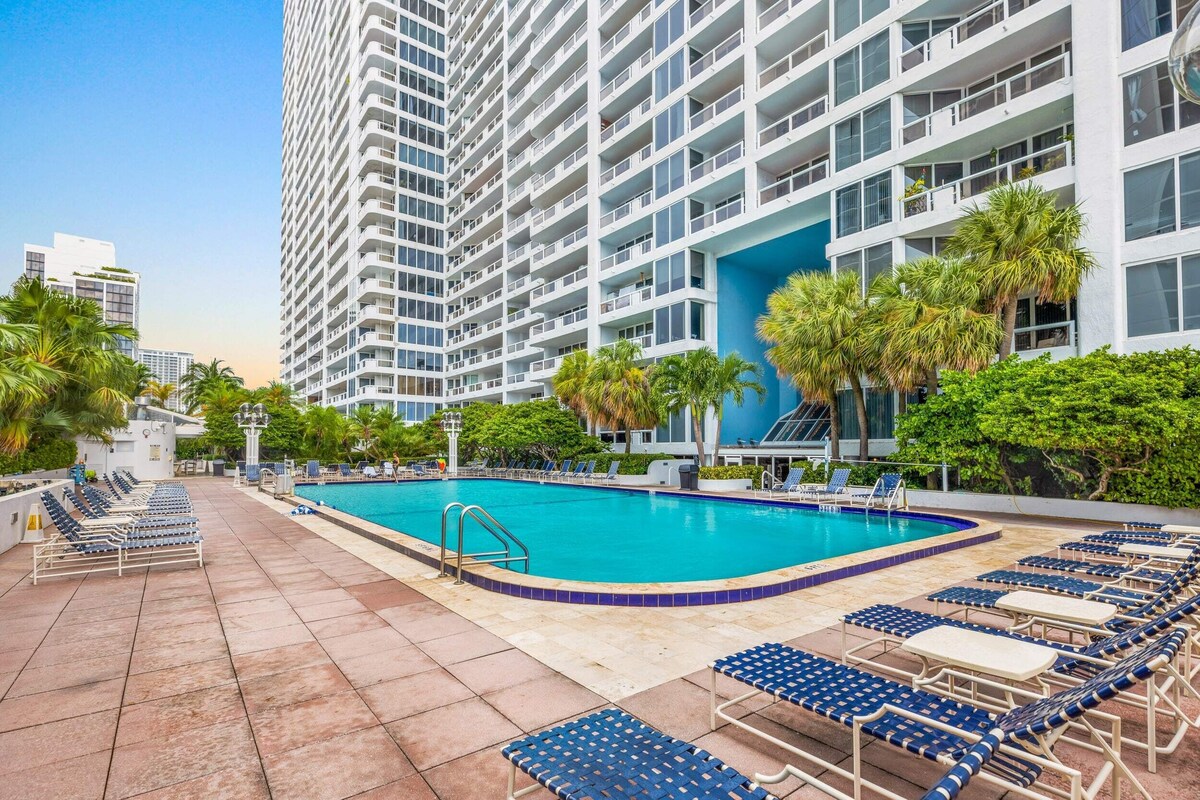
[901,626,1060,684]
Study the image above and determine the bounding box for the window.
[835,102,890,170]
[835,172,891,237]
[837,387,895,440]
[901,18,957,50]
[1121,0,1197,50]
[24,251,44,280]
[835,0,889,39]
[653,101,685,148]
[1122,62,1200,145]
[1124,151,1200,240]
[835,184,861,237]
[1127,254,1200,336]
[904,236,951,261]
[656,409,692,443]
[654,252,685,295]
[654,201,685,247]
[835,244,892,292]
[654,301,704,344]
[653,0,684,54]
[654,151,685,198]
[834,32,889,104]
[1014,298,1075,351]
[654,50,685,100]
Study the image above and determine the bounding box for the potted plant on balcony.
[901,173,929,216]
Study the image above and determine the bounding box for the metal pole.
[941,462,949,492]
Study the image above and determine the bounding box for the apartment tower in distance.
[281,1,1200,456]
[136,349,196,411]
[23,233,141,358]
[439,0,1200,457]
[279,0,448,423]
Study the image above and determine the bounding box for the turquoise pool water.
[295,479,966,584]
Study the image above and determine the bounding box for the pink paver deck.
[0,478,1197,799]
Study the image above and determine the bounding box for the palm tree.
[0,278,136,454]
[302,405,348,461]
[945,182,1096,359]
[129,362,155,397]
[551,350,596,433]
[181,358,243,412]
[757,270,872,461]
[255,380,299,407]
[865,257,1004,403]
[652,348,719,464]
[708,352,765,465]
[584,339,658,453]
[141,380,177,408]
[347,405,382,458]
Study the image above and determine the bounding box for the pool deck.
[1,477,1197,799]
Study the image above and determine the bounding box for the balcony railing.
[600,49,653,101]
[900,141,1072,219]
[531,144,588,192]
[689,85,742,130]
[533,225,588,264]
[599,285,653,315]
[600,143,654,186]
[691,197,743,233]
[758,0,804,28]
[760,160,829,204]
[901,0,1042,72]
[599,239,652,272]
[531,185,588,230]
[531,307,588,336]
[531,267,589,301]
[1015,319,1075,353]
[690,30,742,79]
[690,142,743,182]
[759,96,828,146]
[759,32,826,88]
[600,1,652,58]
[600,190,653,229]
[901,53,1070,144]
[601,96,653,144]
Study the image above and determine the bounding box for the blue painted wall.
[716,223,830,444]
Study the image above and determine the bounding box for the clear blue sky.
[0,0,284,385]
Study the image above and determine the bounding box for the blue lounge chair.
[413,463,427,477]
[796,467,851,501]
[504,709,1018,800]
[590,461,619,483]
[849,472,905,510]
[306,460,320,478]
[63,490,196,527]
[43,493,198,537]
[86,484,191,515]
[1015,555,1175,584]
[764,467,804,499]
[33,516,203,583]
[567,462,588,480]
[576,460,595,480]
[246,464,262,484]
[338,463,352,478]
[710,635,1185,800]
[551,460,573,481]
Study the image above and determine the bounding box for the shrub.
[790,460,900,487]
[699,465,760,481]
[0,437,78,474]
[571,452,686,475]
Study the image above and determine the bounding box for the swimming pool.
[295,479,971,584]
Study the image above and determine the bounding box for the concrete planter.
[906,490,1200,526]
[698,478,753,492]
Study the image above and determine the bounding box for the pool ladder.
[439,502,530,585]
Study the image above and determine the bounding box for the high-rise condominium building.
[440,0,1200,457]
[136,349,195,411]
[23,233,141,357]
[281,0,1200,456]
[279,0,449,424]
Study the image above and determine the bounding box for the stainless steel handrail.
[439,502,530,584]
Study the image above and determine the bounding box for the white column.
[447,431,459,476]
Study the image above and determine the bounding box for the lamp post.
[234,403,271,468]
[441,411,462,477]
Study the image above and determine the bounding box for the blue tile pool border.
[287,479,999,606]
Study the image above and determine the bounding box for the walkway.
[0,478,1196,799]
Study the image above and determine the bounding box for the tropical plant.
[551,350,596,433]
[0,278,138,454]
[865,256,1003,403]
[347,405,383,458]
[475,400,604,462]
[128,362,155,396]
[192,383,247,459]
[757,270,873,460]
[707,351,764,464]
[141,380,177,408]
[945,182,1096,359]
[180,358,244,413]
[253,380,300,408]
[301,405,349,461]
[652,348,764,464]
[584,339,659,453]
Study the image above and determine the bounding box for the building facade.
[279,0,449,423]
[135,348,195,411]
[282,0,1200,456]
[23,233,141,357]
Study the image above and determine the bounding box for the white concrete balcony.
[600,143,655,190]
[449,287,503,323]
[530,143,588,200]
[758,95,828,148]
[530,267,589,308]
[599,49,652,105]
[691,197,743,235]
[689,85,743,134]
[600,190,653,231]
[356,331,396,348]
[600,1,653,61]
[900,0,1053,73]
[691,29,743,82]
[447,259,503,300]
[599,239,652,276]
[759,31,826,92]
[530,308,588,341]
[357,278,396,299]
[461,347,504,369]
[599,286,654,322]
[447,317,505,348]
[758,0,807,31]
[600,96,652,147]
[760,160,830,205]
[527,105,588,166]
[527,0,586,65]
[355,358,396,375]
[532,225,588,271]
[531,185,588,236]
[528,64,589,132]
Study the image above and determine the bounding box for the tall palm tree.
[757,270,872,461]
[708,352,765,465]
[652,348,719,464]
[141,380,177,408]
[181,358,243,412]
[865,257,1004,403]
[0,278,136,454]
[945,182,1096,358]
[129,362,155,397]
[584,339,658,453]
[347,405,382,458]
[256,380,299,407]
[551,350,595,433]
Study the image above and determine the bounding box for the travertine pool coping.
[281,480,1001,606]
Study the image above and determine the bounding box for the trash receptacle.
[212,460,225,477]
[678,463,698,491]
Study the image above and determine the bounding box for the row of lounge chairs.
[300,460,440,481]
[33,471,202,583]
[502,518,1200,800]
[758,466,907,511]
[463,458,621,483]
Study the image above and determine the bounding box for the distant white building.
[23,233,141,357]
[136,348,195,411]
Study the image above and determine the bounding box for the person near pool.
[391,452,400,482]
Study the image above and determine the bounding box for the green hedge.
[571,452,688,475]
[699,465,760,481]
[0,437,77,475]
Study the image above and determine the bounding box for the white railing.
[600,49,653,101]
[531,266,589,301]
[1015,319,1075,352]
[532,185,588,229]
[531,144,588,192]
[691,197,743,233]
[601,97,653,144]
[600,143,654,186]
[531,307,588,336]
[507,372,530,385]
[690,30,742,79]
[690,142,743,182]
[531,356,562,373]
[600,190,653,229]
[533,225,588,264]
[759,32,826,88]
[689,85,742,130]
[758,95,825,148]
[621,333,653,349]
[449,260,502,298]
[760,160,829,204]
[600,1,653,58]
[529,104,588,161]
[689,0,732,27]
[531,64,588,121]
[600,285,653,315]
[901,0,1042,72]
[899,141,1072,219]
[901,53,1070,144]
[599,239,652,272]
